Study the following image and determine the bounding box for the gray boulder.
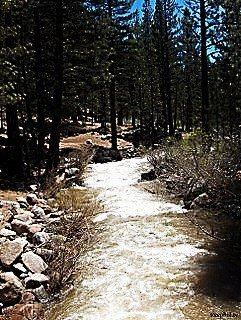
[0,272,24,290]
[13,263,27,274]
[32,285,49,303]
[33,231,50,245]
[11,219,30,234]
[0,228,17,237]
[190,192,210,209]
[26,193,38,205]
[16,196,29,209]
[25,273,49,289]
[27,224,43,236]
[31,205,45,219]
[0,238,28,267]
[22,251,48,273]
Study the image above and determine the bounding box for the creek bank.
[0,191,55,319]
[0,177,97,319]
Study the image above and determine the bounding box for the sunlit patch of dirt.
[60,132,133,150]
[0,190,25,202]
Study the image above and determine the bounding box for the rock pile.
[0,190,58,319]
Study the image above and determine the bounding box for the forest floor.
[60,124,134,150]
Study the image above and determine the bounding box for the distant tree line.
[0,0,240,181]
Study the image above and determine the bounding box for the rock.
[22,251,48,274]
[38,204,52,215]
[14,212,33,223]
[0,228,16,237]
[26,193,38,205]
[11,202,21,210]
[65,167,80,177]
[0,282,22,306]
[13,263,27,274]
[27,224,43,235]
[35,248,53,260]
[85,139,93,145]
[48,211,62,218]
[31,205,45,219]
[1,301,44,320]
[16,197,28,209]
[21,291,36,303]
[190,193,210,209]
[0,272,23,289]
[25,273,50,289]
[0,238,28,267]
[29,184,38,192]
[141,169,157,181]
[32,285,49,303]
[33,231,50,245]
[11,219,30,234]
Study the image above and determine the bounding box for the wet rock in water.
[109,149,122,161]
[65,167,80,177]
[25,273,49,289]
[141,169,157,181]
[26,193,38,205]
[0,238,28,267]
[31,285,49,303]
[21,251,48,274]
[190,192,210,209]
[31,206,45,219]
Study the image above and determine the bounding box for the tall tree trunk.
[108,0,117,150]
[46,0,63,172]
[100,85,107,128]
[164,12,174,136]
[129,81,136,128]
[5,9,23,178]
[200,0,209,132]
[34,6,45,169]
[109,67,118,150]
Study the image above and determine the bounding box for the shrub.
[43,145,94,198]
[148,133,241,216]
[44,188,102,294]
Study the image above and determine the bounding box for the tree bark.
[200,0,209,132]
[46,0,63,172]
[34,6,46,167]
[108,0,117,150]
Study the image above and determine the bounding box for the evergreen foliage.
[0,0,240,181]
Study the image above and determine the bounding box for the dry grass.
[44,188,103,294]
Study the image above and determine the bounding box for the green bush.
[148,133,241,215]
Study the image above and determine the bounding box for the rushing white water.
[84,158,186,221]
[47,158,241,320]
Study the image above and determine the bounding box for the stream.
[47,158,241,320]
